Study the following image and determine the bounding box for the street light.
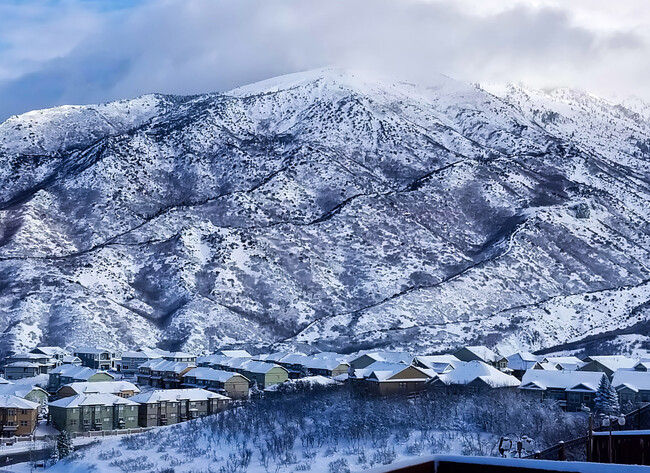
[580,405,593,462]
[602,415,626,463]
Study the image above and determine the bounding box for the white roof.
[612,370,650,392]
[183,368,246,383]
[30,347,67,356]
[142,360,193,373]
[0,395,39,409]
[542,356,583,365]
[352,361,407,379]
[535,362,560,371]
[0,384,47,398]
[121,350,162,359]
[129,389,229,404]
[50,365,109,380]
[49,393,138,408]
[0,376,10,384]
[456,346,500,363]
[584,356,638,371]
[303,358,349,371]
[165,351,195,358]
[60,381,140,395]
[218,350,252,358]
[5,362,40,368]
[439,361,520,388]
[242,361,286,374]
[73,347,112,354]
[520,369,604,392]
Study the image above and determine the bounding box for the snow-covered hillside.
[0,69,648,356]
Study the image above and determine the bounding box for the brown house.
[365,365,436,396]
[137,360,194,388]
[0,395,39,437]
[181,368,250,400]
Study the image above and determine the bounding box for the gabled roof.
[164,351,195,359]
[147,360,194,373]
[303,358,349,371]
[454,346,500,363]
[0,376,10,384]
[241,361,286,374]
[542,356,583,365]
[520,369,604,392]
[129,388,229,404]
[507,352,538,362]
[59,381,140,395]
[183,368,247,383]
[367,365,436,382]
[534,362,559,371]
[351,351,413,365]
[279,354,310,366]
[438,361,519,388]
[5,362,40,368]
[0,384,48,398]
[49,393,138,408]
[0,395,39,409]
[633,361,650,371]
[612,370,650,392]
[582,356,638,372]
[352,361,409,380]
[49,364,111,381]
[218,350,252,358]
[121,350,163,359]
[30,346,67,356]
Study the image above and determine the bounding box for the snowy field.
[27,384,585,473]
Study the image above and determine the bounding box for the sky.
[0,0,649,121]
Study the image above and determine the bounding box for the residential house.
[0,384,49,406]
[181,368,250,399]
[579,356,638,378]
[430,361,520,394]
[519,370,605,412]
[633,361,650,372]
[452,346,501,366]
[30,347,68,361]
[412,355,463,374]
[3,362,41,380]
[62,355,82,366]
[49,393,139,433]
[116,349,164,374]
[48,365,114,392]
[350,362,408,381]
[541,356,585,371]
[348,352,412,371]
[506,352,540,379]
[240,362,289,389]
[73,348,120,370]
[303,358,350,378]
[0,395,39,437]
[275,354,310,379]
[162,352,197,365]
[364,365,436,396]
[137,360,194,389]
[57,381,140,399]
[4,353,59,375]
[612,370,650,408]
[129,389,230,427]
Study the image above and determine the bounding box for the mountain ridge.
[0,69,649,356]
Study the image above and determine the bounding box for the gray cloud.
[0,0,649,121]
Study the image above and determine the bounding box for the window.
[6,421,15,426]
[70,420,77,426]
[398,382,408,389]
[103,417,110,422]
[21,410,27,415]
[127,417,135,421]
[7,409,15,416]
[170,413,176,417]
[20,421,28,426]
[583,394,591,402]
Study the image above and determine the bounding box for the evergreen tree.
[594,375,620,415]
[56,430,74,459]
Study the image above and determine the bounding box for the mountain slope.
[0,69,648,356]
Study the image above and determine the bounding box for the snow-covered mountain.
[0,69,649,356]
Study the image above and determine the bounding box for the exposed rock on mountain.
[0,69,648,356]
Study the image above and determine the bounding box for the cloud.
[0,0,649,121]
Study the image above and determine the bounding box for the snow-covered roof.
[279,354,310,366]
[60,381,140,395]
[183,367,247,383]
[368,365,436,382]
[520,370,604,392]
[218,350,252,358]
[303,357,349,371]
[353,351,413,365]
[0,384,47,398]
[438,361,519,388]
[142,360,193,373]
[50,365,109,380]
[542,356,583,365]
[583,356,638,372]
[0,395,39,409]
[129,389,229,404]
[30,346,67,356]
[0,376,10,384]
[242,361,286,374]
[4,361,40,368]
[633,361,650,371]
[507,352,538,362]
[49,393,138,408]
[612,370,650,392]
[121,350,163,359]
[62,356,81,363]
[455,346,500,363]
[165,351,195,359]
[352,361,410,380]
[535,362,559,371]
